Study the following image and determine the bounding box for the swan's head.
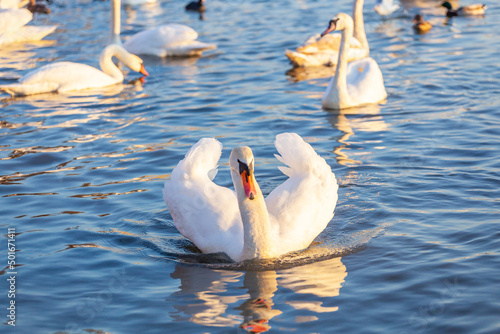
[125,53,149,77]
[106,44,149,76]
[320,13,352,37]
[441,1,452,10]
[230,146,257,200]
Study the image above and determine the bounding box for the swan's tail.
[170,138,222,181]
[274,133,333,178]
[285,49,337,67]
[169,42,217,56]
[285,50,309,67]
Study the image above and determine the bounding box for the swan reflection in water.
[168,257,347,332]
[328,104,389,167]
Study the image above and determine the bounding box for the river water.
[1,0,499,333]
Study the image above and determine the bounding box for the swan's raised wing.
[265,133,338,253]
[163,138,243,258]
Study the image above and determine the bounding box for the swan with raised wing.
[322,13,387,109]
[285,0,369,67]
[0,44,148,96]
[163,133,338,262]
[111,0,216,57]
[0,7,56,46]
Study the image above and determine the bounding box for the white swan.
[110,0,216,57]
[374,0,399,16]
[0,8,56,46]
[0,44,148,96]
[285,0,369,67]
[322,13,387,110]
[163,133,339,262]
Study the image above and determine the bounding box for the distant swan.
[441,1,487,17]
[163,133,338,262]
[322,13,387,109]
[285,0,369,67]
[0,44,148,96]
[111,0,216,56]
[0,8,56,46]
[374,0,399,16]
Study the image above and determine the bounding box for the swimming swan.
[163,133,339,262]
[110,0,216,57]
[0,44,148,96]
[322,13,387,109]
[285,0,369,67]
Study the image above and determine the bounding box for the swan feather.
[163,134,338,261]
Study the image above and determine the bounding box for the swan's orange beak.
[241,170,256,200]
[140,64,149,76]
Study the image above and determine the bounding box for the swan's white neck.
[353,0,369,50]
[99,45,125,83]
[231,170,274,261]
[110,0,122,45]
[324,20,354,109]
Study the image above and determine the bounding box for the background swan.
[286,0,369,67]
[111,0,216,57]
[374,0,399,16]
[0,8,56,46]
[163,133,338,262]
[0,44,148,96]
[322,13,387,109]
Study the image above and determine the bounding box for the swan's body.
[0,8,56,46]
[322,13,387,109]
[374,0,399,16]
[286,0,368,67]
[110,0,215,57]
[0,44,148,96]
[413,14,432,33]
[163,133,338,262]
[441,1,487,16]
[124,24,216,57]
